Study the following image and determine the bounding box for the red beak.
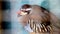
[17,11,21,14]
[17,10,22,17]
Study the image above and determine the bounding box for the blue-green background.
[2,0,60,34]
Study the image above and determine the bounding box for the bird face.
[17,8,31,17]
[17,4,31,16]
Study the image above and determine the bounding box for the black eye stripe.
[23,10,31,12]
[25,11,28,12]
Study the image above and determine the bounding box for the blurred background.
[0,0,60,34]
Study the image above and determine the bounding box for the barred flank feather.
[28,19,52,33]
